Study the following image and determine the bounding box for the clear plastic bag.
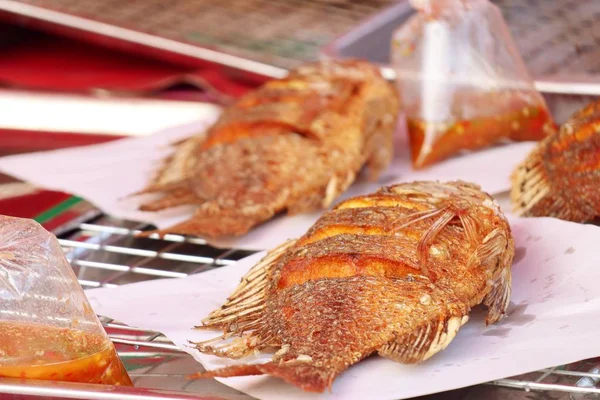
[391,0,556,168]
[0,215,132,385]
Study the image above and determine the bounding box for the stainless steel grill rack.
[45,212,600,400]
[61,217,255,289]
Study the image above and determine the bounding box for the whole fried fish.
[138,60,399,238]
[192,181,514,392]
[511,99,600,222]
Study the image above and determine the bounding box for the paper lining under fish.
[137,59,399,238]
[511,99,600,222]
[191,180,514,392]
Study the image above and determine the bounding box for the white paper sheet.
[86,216,600,400]
[0,107,535,250]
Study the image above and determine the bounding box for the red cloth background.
[0,22,260,221]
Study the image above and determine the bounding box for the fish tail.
[189,362,336,393]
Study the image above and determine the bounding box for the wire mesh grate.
[60,216,255,289]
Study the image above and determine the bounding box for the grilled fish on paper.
[138,60,399,238]
[511,99,600,222]
[192,181,514,392]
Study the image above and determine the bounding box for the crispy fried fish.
[191,181,514,392]
[138,60,399,238]
[511,99,600,222]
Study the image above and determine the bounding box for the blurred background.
[1,0,599,151]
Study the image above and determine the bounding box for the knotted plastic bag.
[391,0,556,168]
[0,215,132,385]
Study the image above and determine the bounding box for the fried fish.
[139,60,399,238]
[192,180,514,392]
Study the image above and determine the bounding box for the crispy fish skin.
[138,60,399,238]
[192,181,514,392]
[511,100,600,222]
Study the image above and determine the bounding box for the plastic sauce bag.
[0,215,132,386]
[391,0,556,168]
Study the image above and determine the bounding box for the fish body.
[194,181,514,392]
[511,100,600,221]
[139,60,399,238]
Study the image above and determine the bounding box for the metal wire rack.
[54,212,600,400]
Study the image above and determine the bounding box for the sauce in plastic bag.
[392,0,556,168]
[0,321,132,386]
[408,103,555,167]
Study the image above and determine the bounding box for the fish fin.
[417,210,455,277]
[141,135,206,194]
[389,207,445,232]
[138,187,202,212]
[510,158,551,217]
[364,113,395,181]
[144,211,268,239]
[189,363,263,379]
[192,240,296,357]
[323,171,357,208]
[474,229,513,324]
[483,266,512,325]
[458,213,478,245]
[378,312,469,363]
[190,362,335,393]
[287,170,356,214]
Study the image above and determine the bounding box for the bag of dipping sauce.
[0,215,132,386]
[391,0,556,168]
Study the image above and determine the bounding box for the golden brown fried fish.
[138,59,399,238]
[511,99,600,222]
[191,180,514,392]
